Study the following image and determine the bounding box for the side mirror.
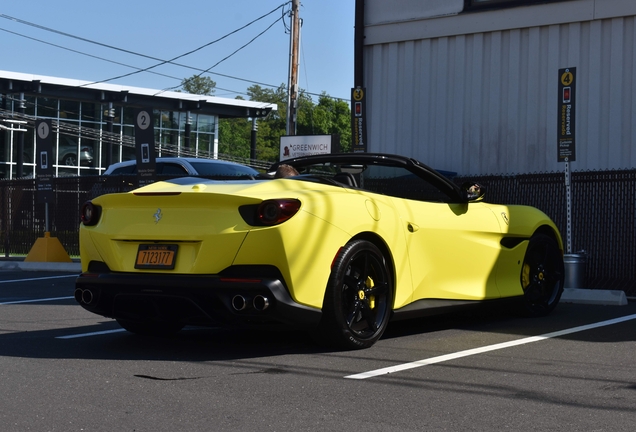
[462,182,486,201]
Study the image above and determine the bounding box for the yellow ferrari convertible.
[76,153,564,349]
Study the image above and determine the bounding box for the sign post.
[134,108,157,187]
[35,120,54,210]
[557,67,576,254]
[557,67,587,289]
[351,87,367,153]
[25,119,72,263]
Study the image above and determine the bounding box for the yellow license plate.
[135,244,178,270]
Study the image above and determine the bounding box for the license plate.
[135,244,178,270]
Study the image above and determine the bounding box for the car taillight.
[257,199,301,226]
[81,201,101,226]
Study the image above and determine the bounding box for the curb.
[560,287,628,306]
[0,261,81,272]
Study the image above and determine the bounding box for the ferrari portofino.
[76,153,565,349]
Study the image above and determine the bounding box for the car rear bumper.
[75,271,322,329]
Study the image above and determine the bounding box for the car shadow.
[383,301,636,343]
[0,302,633,362]
[0,321,334,362]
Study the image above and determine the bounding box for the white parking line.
[56,329,127,339]
[0,296,74,305]
[345,314,636,380]
[0,274,78,284]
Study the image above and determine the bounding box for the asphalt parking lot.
[1,268,635,432]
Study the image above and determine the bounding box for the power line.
[0,26,274,99]
[0,6,291,92]
[0,5,350,102]
[0,27,183,82]
[0,5,287,69]
[76,3,291,87]
[156,14,285,95]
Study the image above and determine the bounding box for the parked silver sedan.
[58,136,94,166]
[103,157,259,177]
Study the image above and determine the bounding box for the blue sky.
[0,1,355,102]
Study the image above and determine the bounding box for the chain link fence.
[455,169,636,295]
[2,169,635,296]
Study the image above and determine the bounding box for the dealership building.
[0,70,275,179]
[362,0,636,175]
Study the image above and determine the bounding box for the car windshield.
[189,161,259,177]
[288,161,455,203]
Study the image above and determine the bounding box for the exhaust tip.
[74,288,83,304]
[231,295,247,311]
[253,295,270,311]
[81,289,94,305]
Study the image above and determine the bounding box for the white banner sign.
[280,135,332,160]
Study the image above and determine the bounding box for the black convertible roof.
[271,153,466,202]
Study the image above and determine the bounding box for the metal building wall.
[364,7,636,175]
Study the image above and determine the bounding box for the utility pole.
[286,0,300,136]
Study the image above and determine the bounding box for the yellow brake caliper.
[522,263,530,289]
[364,276,375,309]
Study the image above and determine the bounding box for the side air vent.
[500,237,528,249]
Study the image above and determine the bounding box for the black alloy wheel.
[317,239,393,349]
[63,154,77,166]
[520,233,565,316]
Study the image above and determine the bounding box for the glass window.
[8,129,35,178]
[187,113,197,130]
[59,100,80,120]
[36,97,58,118]
[110,164,136,175]
[197,114,215,133]
[122,106,136,127]
[158,110,178,129]
[81,102,101,122]
[189,161,258,177]
[55,134,95,168]
[159,162,188,175]
[159,130,179,156]
[121,125,136,161]
[0,128,5,178]
[153,109,162,128]
[24,95,36,116]
[178,112,188,130]
[197,133,212,157]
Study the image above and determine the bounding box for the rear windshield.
[189,161,259,177]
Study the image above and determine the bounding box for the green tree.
[180,75,216,95]
[176,74,353,163]
[246,84,288,161]
[217,117,251,158]
[306,93,352,152]
[244,85,352,160]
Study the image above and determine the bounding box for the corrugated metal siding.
[365,16,636,175]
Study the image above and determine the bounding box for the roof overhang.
[0,70,276,119]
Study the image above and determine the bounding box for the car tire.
[315,240,393,350]
[116,318,184,336]
[63,154,77,166]
[519,233,565,317]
